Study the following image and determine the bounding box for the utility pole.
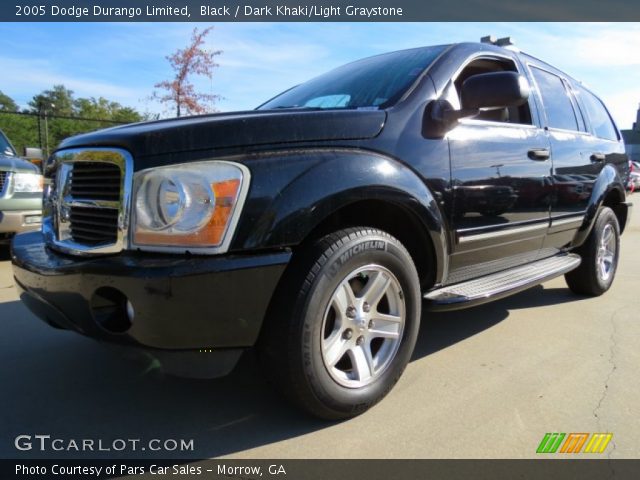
[44,106,51,157]
[38,101,54,157]
[37,106,43,151]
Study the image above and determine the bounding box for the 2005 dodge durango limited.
[11,40,632,419]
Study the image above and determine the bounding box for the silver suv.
[0,129,43,245]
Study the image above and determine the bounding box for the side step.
[424,253,581,311]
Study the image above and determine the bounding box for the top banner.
[3,0,640,22]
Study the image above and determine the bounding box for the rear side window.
[576,86,619,141]
[531,67,579,131]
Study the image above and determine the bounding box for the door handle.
[591,152,606,162]
[528,148,550,161]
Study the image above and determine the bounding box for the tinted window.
[531,67,579,131]
[258,46,446,110]
[577,86,619,141]
[567,86,588,132]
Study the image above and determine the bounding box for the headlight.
[13,173,43,193]
[132,161,249,252]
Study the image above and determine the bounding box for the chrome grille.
[67,162,121,245]
[0,171,8,196]
[69,206,119,245]
[70,162,121,201]
[43,148,132,256]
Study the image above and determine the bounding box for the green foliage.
[74,97,143,123]
[0,87,145,156]
[0,113,38,157]
[28,85,75,116]
[0,90,18,112]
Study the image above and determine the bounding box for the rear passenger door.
[527,64,625,250]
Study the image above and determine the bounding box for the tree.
[0,85,146,156]
[153,26,222,117]
[28,85,75,116]
[0,91,18,111]
[74,97,143,123]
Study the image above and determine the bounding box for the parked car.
[0,129,43,245]
[11,39,632,419]
[627,161,640,192]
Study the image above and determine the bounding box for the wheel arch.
[571,164,630,248]
[298,199,439,290]
[237,149,450,286]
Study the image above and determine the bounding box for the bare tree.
[153,27,222,117]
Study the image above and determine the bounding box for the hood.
[57,109,387,159]
[0,154,39,173]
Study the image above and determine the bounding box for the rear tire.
[565,207,620,296]
[260,227,421,420]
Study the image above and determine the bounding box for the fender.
[232,149,449,283]
[571,164,628,248]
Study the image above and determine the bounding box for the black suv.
[11,40,632,419]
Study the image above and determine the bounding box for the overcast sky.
[1,22,639,128]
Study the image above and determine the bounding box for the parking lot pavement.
[1,203,639,460]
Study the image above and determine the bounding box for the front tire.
[565,207,620,296]
[261,227,421,420]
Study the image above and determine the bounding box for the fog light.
[90,287,132,334]
[24,215,42,225]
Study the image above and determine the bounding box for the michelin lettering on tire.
[328,239,387,276]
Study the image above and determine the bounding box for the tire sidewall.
[298,232,421,416]
[591,208,620,292]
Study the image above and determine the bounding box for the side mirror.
[24,147,44,168]
[461,71,530,110]
[422,71,530,139]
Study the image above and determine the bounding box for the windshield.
[0,131,16,157]
[258,46,447,111]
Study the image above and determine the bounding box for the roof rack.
[480,36,518,50]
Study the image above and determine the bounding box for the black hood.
[57,109,387,158]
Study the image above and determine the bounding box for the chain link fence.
[0,111,126,158]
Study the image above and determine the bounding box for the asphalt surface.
[1,202,639,460]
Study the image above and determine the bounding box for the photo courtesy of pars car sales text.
[16,464,198,476]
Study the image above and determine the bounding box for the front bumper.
[11,231,290,376]
[0,210,42,239]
